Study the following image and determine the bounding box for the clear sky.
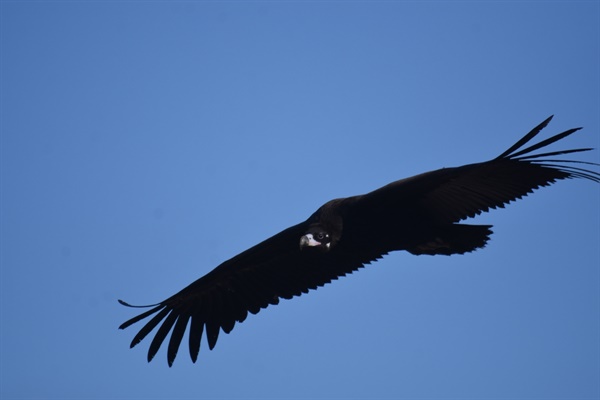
[1,1,599,399]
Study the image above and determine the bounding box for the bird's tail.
[407,224,493,256]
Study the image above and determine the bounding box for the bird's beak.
[299,234,321,249]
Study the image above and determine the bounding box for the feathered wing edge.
[117,255,378,366]
[496,115,599,183]
[117,223,309,365]
[117,231,396,367]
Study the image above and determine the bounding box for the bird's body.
[120,116,599,366]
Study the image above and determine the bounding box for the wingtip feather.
[118,299,161,308]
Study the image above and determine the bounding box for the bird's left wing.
[119,219,388,366]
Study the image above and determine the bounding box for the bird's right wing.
[353,116,599,226]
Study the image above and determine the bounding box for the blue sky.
[1,1,599,399]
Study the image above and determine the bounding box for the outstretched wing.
[352,116,599,228]
[119,221,390,366]
[120,116,599,366]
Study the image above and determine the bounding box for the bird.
[119,116,599,366]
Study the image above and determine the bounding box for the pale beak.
[299,234,321,249]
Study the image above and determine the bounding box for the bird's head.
[299,225,332,251]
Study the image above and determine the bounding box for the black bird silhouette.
[119,116,599,366]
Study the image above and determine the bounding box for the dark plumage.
[119,116,599,366]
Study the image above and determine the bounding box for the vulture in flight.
[119,116,599,366]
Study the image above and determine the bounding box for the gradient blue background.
[1,2,599,399]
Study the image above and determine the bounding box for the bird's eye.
[316,232,329,241]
